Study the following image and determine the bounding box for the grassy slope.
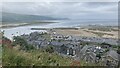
[2,45,73,66]
[2,45,99,66]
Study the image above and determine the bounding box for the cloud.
[1,0,119,2]
[2,2,118,19]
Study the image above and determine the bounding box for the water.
[1,25,47,40]
[1,19,118,40]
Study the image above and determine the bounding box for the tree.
[12,36,27,47]
[12,36,35,51]
[101,42,112,47]
[25,44,35,51]
[117,46,120,54]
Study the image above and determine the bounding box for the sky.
[0,0,119,2]
[0,1,118,20]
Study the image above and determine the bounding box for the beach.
[52,27,118,39]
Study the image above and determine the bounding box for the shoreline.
[0,23,29,29]
[1,22,119,40]
[0,21,57,29]
[30,26,118,39]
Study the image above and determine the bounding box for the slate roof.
[88,52,96,60]
[80,45,90,54]
[50,41,79,49]
[50,41,65,47]
[107,50,119,61]
[72,36,118,45]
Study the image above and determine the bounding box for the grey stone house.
[105,50,119,66]
[21,32,49,49]
[80,45,101,63]
[49,41,81,57]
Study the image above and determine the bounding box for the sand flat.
[54,28,118,39]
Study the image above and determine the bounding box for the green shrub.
[45,46,54,53]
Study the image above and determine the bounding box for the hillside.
[2,45,73,66]
[1,12,68,23]
[1,34,98,66]
[3,45,99,66]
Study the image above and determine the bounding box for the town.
[17,29,119,66]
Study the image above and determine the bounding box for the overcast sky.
[1,2,118,20]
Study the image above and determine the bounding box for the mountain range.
[1,12,68,23]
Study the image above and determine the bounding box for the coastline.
[31,26,118,39]
[1,22,119,40]
[1,21,56,29]
[0,23,29,28]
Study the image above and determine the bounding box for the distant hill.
[1,12,68,23]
